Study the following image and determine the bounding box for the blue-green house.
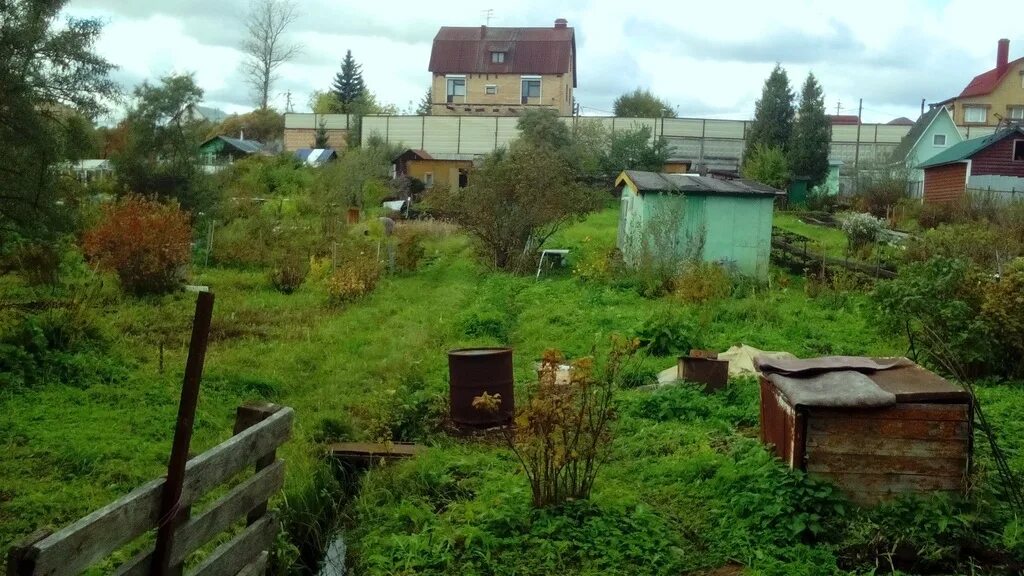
[615,170,783,278]
[891,107,963,192]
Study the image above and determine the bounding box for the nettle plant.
[474,336,639,508]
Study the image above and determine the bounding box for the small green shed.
[615,170,783,278]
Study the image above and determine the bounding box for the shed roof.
[828,114,860,125]
[891,106,947,162]
[294,148,338,165]
[616,170,783,197]
[200,135,264,154]
[917,126,1024,169]
[393,149,477,163]
[428,24,576,86]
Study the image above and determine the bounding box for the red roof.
[828,115,860,125]
[428,24,576,86]
[957,56,1024,98]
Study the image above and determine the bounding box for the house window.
[933,134,947,146]
[1014,140,1024,162]
[1010,106,1024,120]
[490,51,505,63]
[424,172,434,188]
[446,77,466,103]
[521,77,541,104]
[964,106,987,123]
[485,84,497,95]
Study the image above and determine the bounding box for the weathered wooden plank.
[808,417,969,440]
[807,453,968,477]
[235,551,268,576]
[815,471,965,504]
[187,515,278,576]
[808,403,969,422]
[27,408,293,576]
[806,433,968,459]
[114,460,285,576]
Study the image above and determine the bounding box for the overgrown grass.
[2,207,1022,575]
[774,212,848,258]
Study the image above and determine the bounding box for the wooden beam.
[235,552,268,576]
[24,408,293,576]
[188,515,278,576]
[113,460,285,576]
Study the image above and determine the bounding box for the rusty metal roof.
[428,25,576,86]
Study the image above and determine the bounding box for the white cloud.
[65,0,1023,122]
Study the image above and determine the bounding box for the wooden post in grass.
[152,290,215,576]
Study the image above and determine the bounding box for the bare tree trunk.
[240,0,301,110]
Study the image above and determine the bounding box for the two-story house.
[933,39,1024,127]
[427,19,576,116]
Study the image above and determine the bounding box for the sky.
[64,0,1023,124]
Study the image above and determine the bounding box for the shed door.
[617,196,631,250]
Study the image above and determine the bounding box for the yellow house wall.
[431,71,573,116]
[406,159,473,189]
[948,59,1024,126]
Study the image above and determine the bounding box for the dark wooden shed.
[757,356,972,505]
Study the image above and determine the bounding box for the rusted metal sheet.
[867,364,971,403]
[758,377,804,469]
[679,353,729,392]
[448,348,514,427]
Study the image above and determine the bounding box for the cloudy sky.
[65,0,1021,123]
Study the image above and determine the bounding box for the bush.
[633,313,702,356]
[903,222,1019,271]
[367,369,447,442]
[82,196,192,295]
[837,211,885,253]
[673,261,732,303]
[393,226,426,273]
[269,254,308,294]
[326,247,381,305]
[918,201,962,229]
[742,143,789,190]
[981,259,1024,377]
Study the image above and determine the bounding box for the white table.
[536,249,570,280]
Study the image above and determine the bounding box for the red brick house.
[918,125,1024,203]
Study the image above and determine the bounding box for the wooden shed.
[756,356,972,505]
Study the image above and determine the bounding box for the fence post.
[5,530,50,576]
[233,403,283,524]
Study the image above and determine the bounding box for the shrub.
[269,254,308,294]
[474,338,638,507]
[633,313,702,356]
[82,196,191,295]
[918,201,961,229]
[393,227,426,273]
[10,241,62,286]
[837,211,885,253]
[981,259,1024,377]
[367,369,447,442]
[903,222,1019,271]
[673,261,732,303]
[742,143,790,190]
[326,247,381,305]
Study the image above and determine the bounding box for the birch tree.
[240,0,301,109]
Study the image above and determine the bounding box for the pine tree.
[331,50,366,113]
[416,87,432,115]
[313,117,328,148]
[744,64,794,166]
[788,73,830,187]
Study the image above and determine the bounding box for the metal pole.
[152,291,215,576]
[854,98,863,189]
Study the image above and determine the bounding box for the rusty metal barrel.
[448,348,514,427]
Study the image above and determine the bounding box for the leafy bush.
[673,261,733,303]
[326,247,381,305]
[367,368,446,442]
[633,313,701,356]
[393,226,426,273]
[981,259,1024,376]
[82,197,191,295]
[918,201,961,229]
[904,222,1020,271]
[474,339,637,507]
[742,143,789,190]
[837,211,885,253]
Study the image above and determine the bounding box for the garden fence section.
[6,404,294,576]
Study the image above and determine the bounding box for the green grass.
[2,207,1022,574]
[773,212,849,258]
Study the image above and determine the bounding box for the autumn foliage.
[83,196,191,295]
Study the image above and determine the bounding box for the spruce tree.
[416,87,432,115]
[331,50,366,113]
[789,73,830,187]
[744,64,794,166]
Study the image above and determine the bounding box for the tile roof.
[617,170,784,197]
[428,25,576,86]
[957,56,1024,98]
[917,126,1024,169]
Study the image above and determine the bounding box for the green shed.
[615,170,783,278]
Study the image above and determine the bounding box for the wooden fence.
[6,403,294,576]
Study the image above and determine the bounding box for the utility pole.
[482,8,494,25]
[853,98,863,189]
[285,90,293,113]
[836,99,841,115]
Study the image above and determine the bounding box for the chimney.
[997,38,1010,75]
[480,24,486,39]
[554,18,568,29]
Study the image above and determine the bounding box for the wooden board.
[235,552,268,576]
[815,472,965,505]
[807,403,970,422]
[23,408,293,576]
[807,453,968,477]
[188,514,278,576]
[807,417,969,441]
[806,433,968,458]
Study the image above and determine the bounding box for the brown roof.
[428,24,576,86]
[828,114,860,125]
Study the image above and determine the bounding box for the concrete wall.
[283,114,355,151]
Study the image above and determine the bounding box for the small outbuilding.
[615,170,783,278]
[757,356,972,505]
[294,148,339,167]
[198,135,264,166]
[393,149,476,190]
[918,125,1024,204]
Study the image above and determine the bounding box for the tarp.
[767,370,896,408]
[656,344,797,384]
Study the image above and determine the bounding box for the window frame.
[1013,140,1024,162]
[490,51,505,64]
[1009,106,1024,120]
[520,76,542,104]
[485,84,497,95]
[445,75,466,103]
[932,133,947,147]
[963,105,987,124]
[424,171,434,188]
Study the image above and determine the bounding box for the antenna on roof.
[481,8,494,25]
